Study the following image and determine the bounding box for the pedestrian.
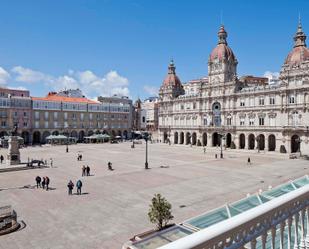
[247,157,251,165]
[45,176,50,190]
[42,177,46,189]
[82,165,86,177]
[215,154,217,159]
[0,155,4,164]
[86,166,90,176]
[50,158,53,168]
[77,154,80,161]
[80,154,82,161]
[44,160,47,166]
[67,180,74,195]
[203,147,206,154]
[35,176,41,188]
[108,162,113,171]
[76,179,82,195]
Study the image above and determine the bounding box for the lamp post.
[168,125,171,145]
[144,132,149,169]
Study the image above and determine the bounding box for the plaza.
[0,142,308,249]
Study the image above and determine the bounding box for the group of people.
[82,165,91,176]
[77,153,83,161]
[35,176,50,190]
[67,179,83,195]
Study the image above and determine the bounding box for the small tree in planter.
[148,193,174,230]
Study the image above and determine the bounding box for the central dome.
[284,22,309,65]
[209,26,236,62]
[162,60,182,87]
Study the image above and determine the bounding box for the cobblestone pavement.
[0,142,307,249]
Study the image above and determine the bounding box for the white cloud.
[263,71,279,80]
[11,66,51,83]
[7,66,130,98]
[143,85,158,96]
[0,67,10,86]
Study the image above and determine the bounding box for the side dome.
[209,26,236,62]
[162,60,182,87]
[284,21,309,65]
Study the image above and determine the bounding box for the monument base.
[7,136,21,165]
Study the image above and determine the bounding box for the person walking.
[0,155,4,164]
[203,147,206,154]
[247,157,251,165]
[82,165,86,177]
[86,166,90,176]
[42,177,46,189]
[45,176,50,190]
[108,162,113,171]
[67,180,74,195]
[50,158,53,168]
[76,179,82,195]
[35,176,41,188]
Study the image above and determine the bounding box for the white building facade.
[158,23,309,155]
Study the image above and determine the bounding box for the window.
[249,119,254,126]
[23,122,27,127]
[259,117,264,126]
[240,100,245,107]
[44,112,49,120]
[44,121,48,128]
[269,97,275,105]
[142,116,146,123]
[250,98,254,106]
[35,121,39,128]
[35,111,40,120]
[54,112,58,120]
[54,121,58,128]
[227,117,232,125]
[181,104,184,110]
[240,119,245,126]
[1,121,6,127]
[81,113,84,121]
[259,98,265,106]
[64,112,68,120]
[23,112,27,117]
[289,96,295,104]
[89,113,93,120]
[193,102,196,109]
[14,111,18,117]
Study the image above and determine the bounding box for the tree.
[148,193,174,230]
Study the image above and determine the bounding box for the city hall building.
[158,22,309,155]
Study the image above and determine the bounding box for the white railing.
[158,184,309,249]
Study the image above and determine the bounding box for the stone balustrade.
[158,183,309,249]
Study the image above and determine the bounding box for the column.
[306,206,309,248]
[271,226,276,249]
[280,221,285,249]
[250,238,257,249]
[288,216,293,249]
[261,232,268,249]
[299,209,306,249]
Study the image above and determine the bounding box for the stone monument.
[7,124,20,165]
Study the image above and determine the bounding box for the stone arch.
[42,131,51,143]
[257,134,265,150]
[202,132,207,146]
[21,131,30,144]
[291,134,300,153]
[0,131,8,137]
[212,132,220,146]
[79,130,85,141]
[174,132,178,144]
[118,130,122,137]
[111,130,116,137]
[71,130,78,138]
[163,132,168,143]
[186,132,191,145]
[239,133,245,149]
[123,130,128,139]
[103,130,108,135]
[268,134,276,151]
[248,134,255,150]
[192,132,197,145]
[226,133,232,148]
[88,130,94,136]
[52,130,59,136]
[179,132,184,144]
[33,131,41,144]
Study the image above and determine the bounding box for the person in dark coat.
[35,176,41,188]
[86,166,90,176]
[67,180,74,195]
[82,165,86,177]
[0,155,4,164]
[108,162,113,171]
[247,157,251,165]
[76,180,82,195]
[45,176,50,190]
[42,177,46,189]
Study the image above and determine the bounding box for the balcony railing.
[159,183,309,249]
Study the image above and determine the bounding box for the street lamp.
[144,132,149,169]
[168,125,171,145]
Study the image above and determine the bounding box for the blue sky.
[0,0,308,100]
